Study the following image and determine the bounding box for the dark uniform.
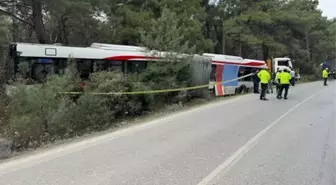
[252,70,260,93]
[274,70,282,94]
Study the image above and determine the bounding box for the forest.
[0,0,335,72]
[0,0,335,154]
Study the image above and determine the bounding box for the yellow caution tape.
[57,73,253,95]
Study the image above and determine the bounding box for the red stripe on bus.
[104,55,160,61]
[216,65,224,96]
[212,60,264,66]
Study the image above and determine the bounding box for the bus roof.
[90,43,148,52]
[243,59,267,68]
[11,42,266,66]
[12,42,156,61]
[273,57,291,61]
[203,53,265,67]
[11,42,208,62]
[202,53,243,62]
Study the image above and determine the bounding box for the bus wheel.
[235,86,241,94]
[240,85,247,94]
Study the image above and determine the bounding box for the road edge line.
[196,90,324,185]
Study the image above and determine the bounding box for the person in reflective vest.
[322,68,329,86]
[257,67,271,100]
[274,68,282,94]
[290,67,295,86]
[277,68,291,100]
[267,73,274,94]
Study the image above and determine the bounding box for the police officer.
[290,67,295,86]
[257,66,270,100]
[267,74,273,94]
[252,69,260,93]
[274,68,282,94]
[277,68,291,100]
[322,68,329,86]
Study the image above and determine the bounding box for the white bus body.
[9,42,183,82]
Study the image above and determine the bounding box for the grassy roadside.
[3,92,251,160]
[3,76,322,160]
[296,75,319,84]
[2,77,320,160]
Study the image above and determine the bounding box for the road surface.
[0,81,335,185]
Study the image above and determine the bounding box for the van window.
[278,60,289,66]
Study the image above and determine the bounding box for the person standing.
[252,69,260,93]
[274,68,282,94]
[277,69,291,100]
[290,68,295,86]
[267,72,274,94]
[322,68,329,86]
[257,67,271,100]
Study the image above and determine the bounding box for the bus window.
[107,61,123,72]
[77,59,92,78]
[93,60,105,72]
[238,67,254,81]
[210,65,216,81]
[17,58,38,79]
[31,63,55,82]
[93,60,125,73]
[53,59,67,75]
[127,61,147,73]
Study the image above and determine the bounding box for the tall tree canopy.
[0,0,335,74]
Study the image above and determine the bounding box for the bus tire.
[235,86,241,94]
[239,85,247,94]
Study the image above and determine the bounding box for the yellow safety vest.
[322,70,328,78]
[257,69,271,84]
[279,72,291,84]
[275,72,281,83]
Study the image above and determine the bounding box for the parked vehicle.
[321,57,336,79]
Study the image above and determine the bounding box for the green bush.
[5,61,193,149]
[7,72,80,148]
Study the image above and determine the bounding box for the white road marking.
[0,94,251,174]
[196,90,324,185]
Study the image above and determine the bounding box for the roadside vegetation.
[0,0,335,157]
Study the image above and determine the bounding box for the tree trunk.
[31,0,50,44]
[305,31,311,62]
[262,42,269,63]
[221,10,225,54]
[221,23,225,54]
[58,17,69,44]
[238,39,242,56]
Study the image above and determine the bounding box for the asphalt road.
[0,81,335,185]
